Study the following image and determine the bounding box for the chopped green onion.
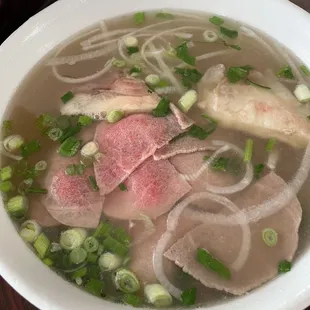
[7,195,28,218]
[2,120,12,137]
[17,178,33,195]
[112,227,131,246]
[19,220,41,243]
[203,30,218,43]
[122,294,142,307]
[99,252,123,271]
[69,248,87,264]
[36,113,55,134]
[244,139,253,163]
[220,26,238,39]
[0,180,13,193]
[81,141,99,158]
[124,36,138,48]
[93,221,112,239]
[156,12,174,19]
[175,68,203,88]
[262,228,278,247]
[276,65,295,80]
[178,90,198,113]
[27,187,48,194]
[87,252,98,264]
[175,42,196,66]
[266,138,276,152]
[65,164,85,176]
[103,236,128,257]
[34,233,50,258]
[58,137,81,157]
[197,248,231,280]
[75,277,83,286]
[134,12,145,24]
[145,74,161,86]
[83,236,99,253]
[56,115,71,130]
[247,79,271,90]
[152,98,170,117]
[113,268,140,293]
[3,134,24,152]
[144,284,172,308]
[278,260,291,273]
[97,245,104,256]
[85,278,105,296]
[34,160,47,172]
[88,176,99,192]
[60,228,87,250]
[126,46,140,55]
[0,165,13,181]
[106,110,125,123]
[20,140,40,158]
[294,84,310,103]
[78,115,93,126]
[87,265,101,279]
[254,164,265,179]
[156,80,170,88]
[47,128,63,141]
[300,65,310,76]
[204,156,229,171]
[59,123,82,143]
[112,59,126,68]
[188,125,213,140]
[226,65,253,83]
[61,91,74,104]
[71,266,88,280]
[50,242,62,253]
[119,183,127,191]
[42,258,54,266]
[129,65,142,76]
[209,16,224,26]
[181,287,197,306]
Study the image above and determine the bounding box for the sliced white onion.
[130,214,156,247]
[0,143,22,161]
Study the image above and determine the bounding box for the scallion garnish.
[88,176,99,192]
[2,120,12,137]
[266,138,276,152]
[47,128,63,141]
[60,228,87,250]
[197,248,231,280]
[112,227,131,246]
[247,79,271,90]
[188,125,213,140]
[3,134,25,153]
[71,266,88,280]
[6,195,28,218]
[300,65,310,76]
[156,12,174,19]
[122,294,142,307]
[65,164,85,176]
[254,163,265,179]
[83,236,99,253]
[36,113,55,134]
[61,91,74,104]
[134,12,145,24]
[119,183,128,191]
[33,232,50,258]
[209,15,224,26]
[152,97,170,117]
[78,115,93,126]
[59,123,82,143]
[220,26,238,39]
[85,278,105,296]
[0,180,13,193]
[56,115,71,130]
[244,139,253,162]
[278,260,291,273]
[99,252,123,271]
[144,284,172,308]
[126,46,140,55]
[69,248,87,264]
[106,110,125,123]
[276,65,295,80]
[58,137,81,157]
[175,42,196,66]
[204,156,229,171]
[27,187,48,194]
[103,235,128,257]
[93,221,112,239]
[87,252,98,264]
[113,268,140,293]
[20,140,40,158]
[175,67,203,88]
[0,165,14,181]
[181,287,197,306]
[129,65,142,76]
[35,160,47,172]
[262,228,278,247]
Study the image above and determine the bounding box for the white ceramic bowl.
[0,0,310,309]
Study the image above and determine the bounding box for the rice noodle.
[149,43,184,94]
[266,148,279,170]
[99,20,108,33]
[181,140,254,195]
[185,141,310,226]
[153,192,251,299]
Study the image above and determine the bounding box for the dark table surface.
[0,0,310,309]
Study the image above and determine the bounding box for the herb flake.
[175,68,202,88]
[119,183,128,191]
[181,287,197,306]
[278,260,291,273]
[254,163,265,179]
[276,65,295,80]
[152,98,170,117]
[226,65,253,83]
[220,26,238,39]
[126,46,140,55]
[175,42,196,66]
[134,12,145,24]
[188,125,212,140]
[209,16,224,26]
[20,140,40,158]
[300,65,310,76]
[89,176,99,192]
[61,91,74,104]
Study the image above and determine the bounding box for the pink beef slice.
[164,172,302,295]
[102,157,191,220]
[154,136,217,160]
[94,106,193,195]
[129,213,200,285]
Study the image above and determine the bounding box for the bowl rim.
[1,0,310,309]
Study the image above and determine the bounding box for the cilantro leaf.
[276,65,295,80]
[209,16,224,26]
[20,140,40,158]
[174,68,202,88]
[152,98,170,117]
[220,26,238,39]
[175,42,196,66]
[181,287,197,306]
